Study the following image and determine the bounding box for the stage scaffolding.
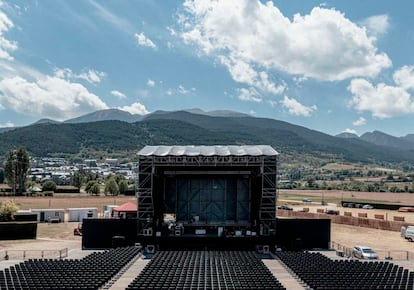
[136,145,279,237]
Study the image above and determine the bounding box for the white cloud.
[361,15,389,37]
[237,87,262,103]
[352,117,366,126]
[0,121,14,128]
[77,69,106,83]
[268,100,277,107]
[111,90,127,99]
[0,76,108,121]
[166,26,177,36]
[118,102,149,115]
[178,85,189,94]
[0,8,17,60]
[147,79,155,87]
[348,78,414,118]
[393,66,414,90]
[180,0,391,82]
[282,96,317,117]
[343,128,357,135]
[134,32,157,49]
[164,85,195,96]
[54,68,106,84]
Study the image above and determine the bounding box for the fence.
[277,209,410,232]
[0,248,68,261]
[330,241,414,261]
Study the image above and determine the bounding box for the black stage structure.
[136,145,279,250]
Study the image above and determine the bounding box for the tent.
[112,202,137,218]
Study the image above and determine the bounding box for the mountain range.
[0,108,413,164]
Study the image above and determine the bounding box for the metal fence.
[330,241,414,261]
[0,248,68,261]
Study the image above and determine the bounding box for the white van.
[402,226,414,242]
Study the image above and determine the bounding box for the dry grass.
[0,195,135,212]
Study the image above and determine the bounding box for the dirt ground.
[0,192,413,264]
[280,189,414,205]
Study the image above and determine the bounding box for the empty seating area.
[0,246,140,290]
[276,251,414,290]
[127,250,285,290]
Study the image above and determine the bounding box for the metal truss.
[136,156,155,235]
[260,155,278,228]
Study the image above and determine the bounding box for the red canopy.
[113,202,137,212]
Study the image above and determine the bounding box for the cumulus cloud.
[348,78,414,118]
[0,76,108,121]
[0,8,17,60]
[111,90,126,99]
[343,128,357,135]
[134,32,157,49]
[361,15,389,37]
[147,79,155,87]
[180,0,391,85]
[352,117,366,126]
[237,87,262,103]
[54,68,106,84]
[393,66,414,90]
[282,96,317,117]
[0,121,14,128]
[118,102,149,115]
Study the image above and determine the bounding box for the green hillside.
[0,111,413,165]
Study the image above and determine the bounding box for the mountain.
[64,108,143,124]
[336,132,359,139]
[32,118,61,125]
[360,131,414,151]
[1,110,414,164]
[402,134,414,144]
[184,108,250,117]
[61,108,248,125]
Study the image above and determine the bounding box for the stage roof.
[138,145,278,157]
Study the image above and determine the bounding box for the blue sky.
[0,0,414,137]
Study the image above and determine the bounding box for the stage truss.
[136,146,278,237]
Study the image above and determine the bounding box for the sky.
[0,0,414,137]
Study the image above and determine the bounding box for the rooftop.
[138,145,278,157]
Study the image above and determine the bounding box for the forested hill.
[0,110,413,164]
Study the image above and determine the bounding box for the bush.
[42,180,57,192]
[0,200,19,221]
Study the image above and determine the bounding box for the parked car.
[278,205,293,211]
[402,226,414,242]
[352,245,378,259]
[325,209,339,215]
[362,204,374,209]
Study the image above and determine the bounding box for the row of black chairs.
[276,251,414,290]
[127,250,286,290]
[0,246,140,290]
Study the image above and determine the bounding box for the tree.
[85,180,100,195]
[118,180,128,195]
[0,167,4,184]
[4,148,30,195]
[104,177,119,196]
[72,172,84,189]
[0,200,19,221]
[42,180,57,192]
